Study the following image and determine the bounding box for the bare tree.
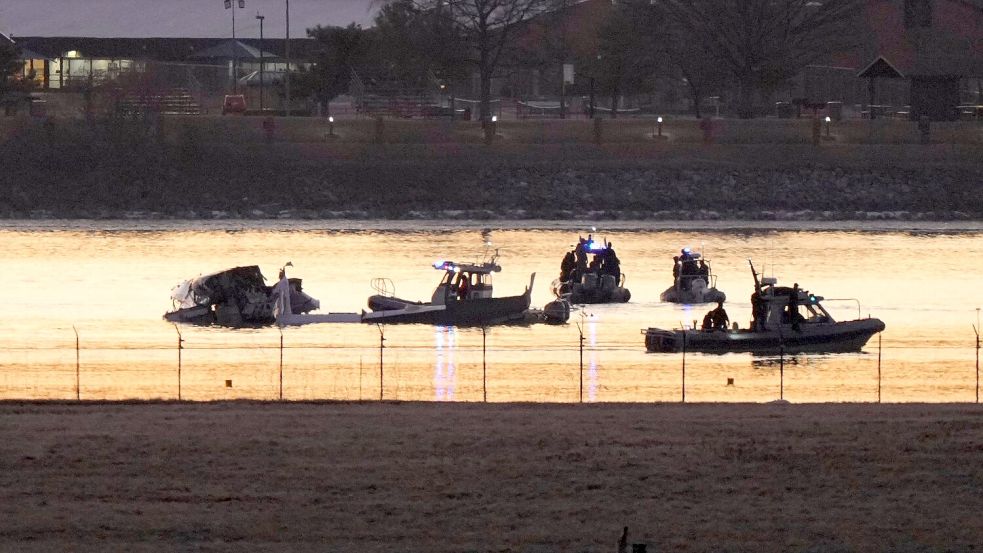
[515,0,580,116]
[296,23,374,114]
[0,37,25,98]
[592,1,660,118]
[387,0,550,121]
[653,0,865,118]
[373,0,468,91]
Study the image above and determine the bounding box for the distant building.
[10,36,314,91]
[854,0,983,120]
[504,0,983,119]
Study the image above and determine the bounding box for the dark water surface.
[2,220,981,402]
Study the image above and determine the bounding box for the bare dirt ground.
[1,401,982,552]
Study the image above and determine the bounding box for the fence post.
[681,332,686,403]
[577,321,585,404]
[482,326,488,403]
[377,324,385,401]
[974,312,980,404]
[878,332,882,403]
[278,327,284,401]
[173,324,183,401]
[779,344,785,401]
[72,326,80,401]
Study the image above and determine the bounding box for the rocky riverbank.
[2,121,981,220]
[4,163,981,221]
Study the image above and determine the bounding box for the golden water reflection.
[1,221,981,403]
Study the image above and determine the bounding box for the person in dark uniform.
[560,249,575,282]
[698,260,710,285]
[702,310,715,330]
[751,290,766,331]
[709,300,729,330]
[788,282,801,331]
[572,242,588,284]
[602,241,621,282]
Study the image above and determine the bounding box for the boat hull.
[660,279,726,304]
[552,277,630,304]
[644,319,886,354]
[365,294,533,326]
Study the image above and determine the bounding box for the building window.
[904,0,933,28]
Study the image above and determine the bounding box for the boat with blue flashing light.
[660,247,726,304]
[551,234,630,304]
[364,251,570,326]
[643,261,885,354]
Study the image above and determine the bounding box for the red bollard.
[699,117,714,144]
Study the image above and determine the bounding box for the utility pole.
[225,0,244,94]
[256,13,265,111]
[285,0,291,117]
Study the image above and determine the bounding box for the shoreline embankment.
[2,117,982,221]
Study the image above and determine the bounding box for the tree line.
[0,1,866,119]
[295,0,866,120]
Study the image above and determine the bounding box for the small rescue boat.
[364,251,570,326]
[660,248,726,304]
[644,262,885,354]
[551,234,630,304]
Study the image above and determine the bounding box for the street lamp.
[224,0,245,94]
[824,115,831,138]
[328,115,335,136]
[657,116,664,137]
[284,0,291,117]
[256,13,265,112]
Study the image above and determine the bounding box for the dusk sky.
[0,0,378,39]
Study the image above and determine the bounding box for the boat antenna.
[749,259,761,294]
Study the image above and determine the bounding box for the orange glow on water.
[2,221,981,402]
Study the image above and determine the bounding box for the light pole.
[224,0,245,94]
[284,0,291,117]
[256,13,265,112]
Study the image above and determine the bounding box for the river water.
[2,220,982,403]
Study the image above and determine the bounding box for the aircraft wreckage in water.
[164,261,569,328]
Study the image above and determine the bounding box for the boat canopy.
[432,260,502,274]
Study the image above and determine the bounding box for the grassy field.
[3,113,983,146]
[1,401,981,552]
[139,115,983,145]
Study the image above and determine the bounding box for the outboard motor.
[601,274,616,291]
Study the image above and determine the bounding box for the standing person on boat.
[672,256,680,281]
[751,290,767,331]
[788,282,801,331]
[456,273,470,300]
[709,300,729,330]
[679,249,698,291]
[560,249,575,282]
[573,242,588,283]
[698,260,710,285]
[602,242,621,282]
